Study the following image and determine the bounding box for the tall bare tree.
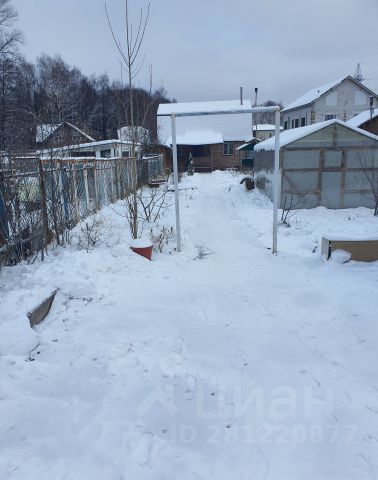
[105,0,150,239]
[0,0,22,55]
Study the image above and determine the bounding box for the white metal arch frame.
[158,106,281,254]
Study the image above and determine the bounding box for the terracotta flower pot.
[130,238,153,261]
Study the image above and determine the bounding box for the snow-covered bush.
[149,226,175,253]
[72,214,119,252]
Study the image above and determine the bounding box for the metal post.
[171,114,182,252]
[272,109,281,254]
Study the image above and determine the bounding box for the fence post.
[93,161,99,211]
[59,162,70,228]
[101,162,108,205]
[83,165,90,214]
[110,163,114,201]
[38,158,49,260]
[71,161,80,222]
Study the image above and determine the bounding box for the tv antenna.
[354,63,365,82]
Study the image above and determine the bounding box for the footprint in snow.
[249,450,270,480]
[133,432,154,467]
[185,375,197,401]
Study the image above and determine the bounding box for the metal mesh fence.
[0,155,164,266]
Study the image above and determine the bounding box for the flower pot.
[130,238,153,261]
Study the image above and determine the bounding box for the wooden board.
[321,237,378,262]
[27,290,58,327]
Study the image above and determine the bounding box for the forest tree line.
[0,0,173,155]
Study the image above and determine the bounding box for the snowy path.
[1,173,378,479]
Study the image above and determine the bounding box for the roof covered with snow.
[166,130,223,146]
[253,124,281,131]
[158,100,252,146]
[346,109,378,128]
[36,122,95,143]
[283,76,378,113]
[254,119,378,151]
[37,139,135,156]
[36,124,60,143]
[282,78,346,112]
[158,99,252,116]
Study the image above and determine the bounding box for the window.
[193,145,207,157]
[292,118,299,129]
[122,150,131,158]
[100,149,111,158]
[284,120,288,130]
[325,114,336,121]
[223,142,234,156]
[301,117,306,127]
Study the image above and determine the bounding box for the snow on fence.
[0,155,164,267]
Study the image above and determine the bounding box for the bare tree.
[280,173,309,225]
[105,0,150,239]
[0,0,22,56]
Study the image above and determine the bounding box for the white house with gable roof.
[282,76,378,130]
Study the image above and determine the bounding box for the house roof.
[236,138,260,151]
[282,76,378,113]
[346,109,378,128]
[158,99,252,116]
[36,122,96,143]
[158,99,252,146]
[166,130,223,146]
[36,124,60,143]
[254,119,378,152]
[37,139,134,156]
[253,124,282,132]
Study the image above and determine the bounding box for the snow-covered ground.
[1,172,378,480]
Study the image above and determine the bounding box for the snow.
[282,77,345,112]
[165,130,223,146]
[131,238,153,248]
[346,108,378,128]
[254,119,378,151]
[36,124,60,143]
[253,124,282,132]
[1,172,378,479]
[158,99,252,116]
[158,100,252,146]
[331,249,352,264]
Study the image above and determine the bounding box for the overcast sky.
[12,0,378,106]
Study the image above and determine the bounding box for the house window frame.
[223,142,234,156]
[325,114,336,121]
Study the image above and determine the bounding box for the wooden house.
[157,100,252,172]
